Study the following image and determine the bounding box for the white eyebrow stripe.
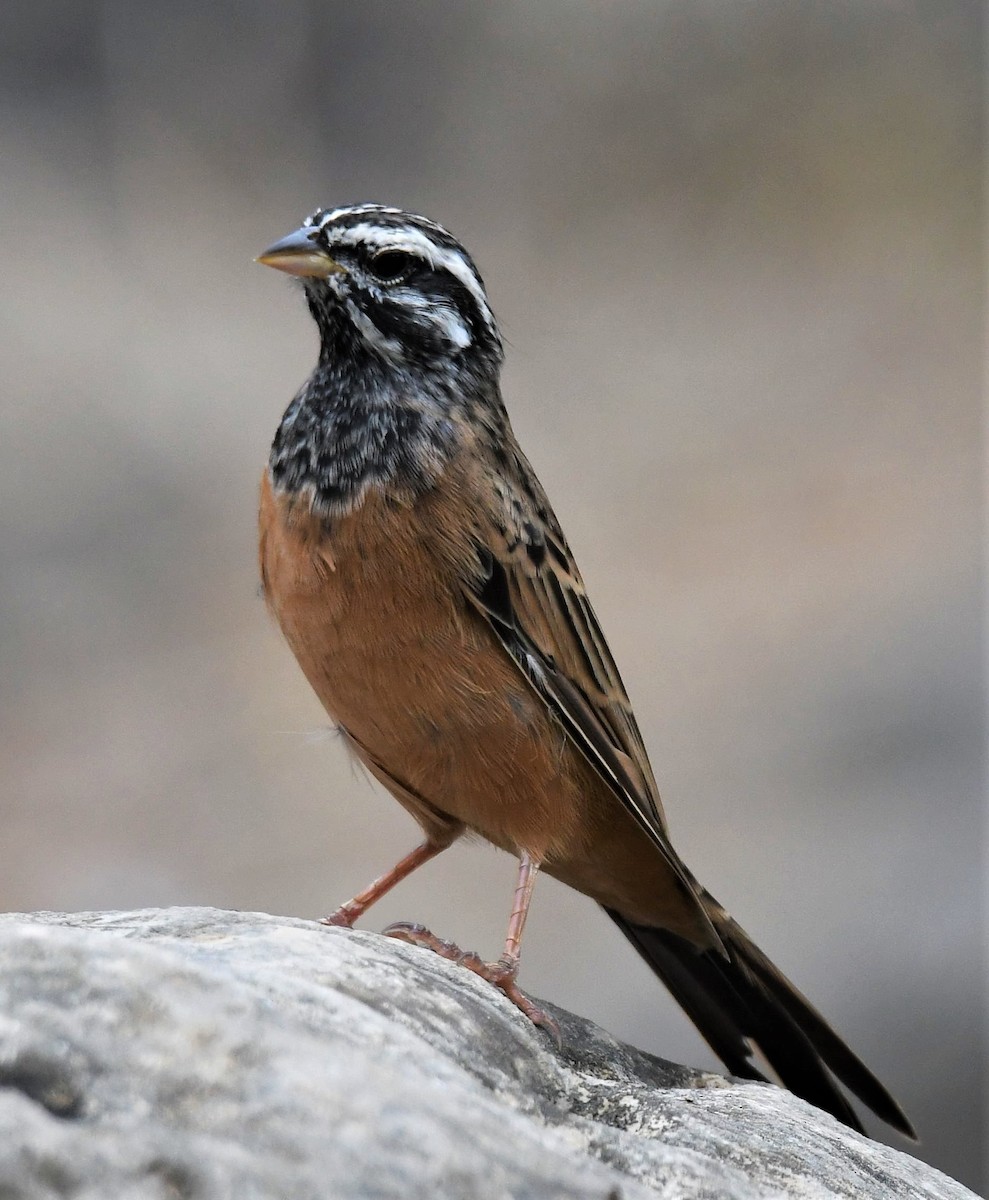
[319,221,495,332]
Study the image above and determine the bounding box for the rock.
[0,908,974,1200]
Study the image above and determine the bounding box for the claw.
[382,920,561,1044]
[320,912,353,929]
[320,903,360,928]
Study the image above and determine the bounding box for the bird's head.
[258,205,511,513]
[258,204,504,386]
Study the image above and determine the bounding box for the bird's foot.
[382,920,561,1044]
[319,903,361,928]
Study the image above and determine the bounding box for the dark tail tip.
[605,905,916,1140]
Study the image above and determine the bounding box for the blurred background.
[0,0,983,1188]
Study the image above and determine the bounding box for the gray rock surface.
[0,908,975,1200]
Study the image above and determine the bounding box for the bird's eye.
[369,250,414,283]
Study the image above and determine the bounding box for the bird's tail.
[604,891,915,1138]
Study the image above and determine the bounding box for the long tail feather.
[605,896,915,1139]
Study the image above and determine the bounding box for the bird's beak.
[255,227,347,279]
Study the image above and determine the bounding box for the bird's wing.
[463,444,714,930]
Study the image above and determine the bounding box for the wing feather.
[463,446,717,940]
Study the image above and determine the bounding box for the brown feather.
[259,457,716,944]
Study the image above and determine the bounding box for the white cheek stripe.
[431,306,472,350]
[393,288,472,350]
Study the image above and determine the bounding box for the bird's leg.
[498,847,540,969]
[384,852,559,1041]
[321,839,449,928]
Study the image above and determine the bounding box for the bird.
[256,203,914,1139]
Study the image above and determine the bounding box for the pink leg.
[384,852,559,1041]
[501,850,538,966]
[322,839,448,928]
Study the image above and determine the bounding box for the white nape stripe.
[314,218,495,333]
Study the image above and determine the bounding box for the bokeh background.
[1,1,983,1188]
